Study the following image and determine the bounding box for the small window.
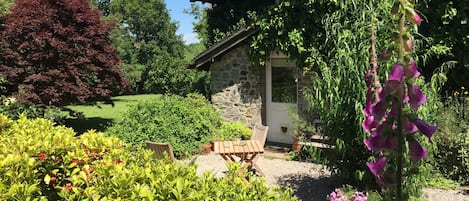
[271,59,297,103]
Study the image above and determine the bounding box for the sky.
[164,0,205,45]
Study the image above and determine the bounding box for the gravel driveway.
[192,152,469,201]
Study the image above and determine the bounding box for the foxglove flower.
[362,115,377,133]
[388,64,404,82]
[404,39,413,52]
[408,83,426,110]
[406,8,422,25]
[403,118,418,134]
[366,156,387,176]
[414,118,437,142]
[404,60,421,78]
[408,138,427,162]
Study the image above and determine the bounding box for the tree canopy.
[0,0,129,105]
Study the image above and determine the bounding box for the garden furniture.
[213,139,265,175]
[145,141,176,162]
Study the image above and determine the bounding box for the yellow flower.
[465,91,468,95]
[454,91,460,96]
[462,86,465,90]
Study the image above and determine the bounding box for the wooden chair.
[249,123,269,176]
[145,141,176,162]
[250,123,269,147]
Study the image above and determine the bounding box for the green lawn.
[64,94,161,134]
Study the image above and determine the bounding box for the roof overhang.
[188,28,258,70]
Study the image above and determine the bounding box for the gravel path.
[192,152,469,201]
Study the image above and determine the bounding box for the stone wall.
[210,44,264,128]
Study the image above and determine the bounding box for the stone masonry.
[210,44,263,128]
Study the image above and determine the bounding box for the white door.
[266,58,297,144]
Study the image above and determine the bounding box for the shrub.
[107,93,223,158]
[0,96,66,124]
[216,122,252,140]
[0,115,294,200]
[433,96,469,185]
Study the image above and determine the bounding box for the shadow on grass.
[64,117,113,135]
[277,173,345,201]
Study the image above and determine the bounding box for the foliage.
[143,54,210,97]
[189,0,275,47]
[0,115,294,200]
[0,0,129,105]
[0,0,13,16]
[432,95,469,184]
[0,96,66,124]
[216,122,252,140]
[107,94,223,158]
[416,0,469,92]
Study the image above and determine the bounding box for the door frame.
[265,52,298,144]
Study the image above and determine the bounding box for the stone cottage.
[188,28,313,145]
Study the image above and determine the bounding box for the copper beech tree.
[0,0,129,105]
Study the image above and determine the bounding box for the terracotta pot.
[292,143,302,151]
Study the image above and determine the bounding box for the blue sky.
[164,0,205,44]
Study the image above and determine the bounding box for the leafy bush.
[0,115,294,200]
[107,94,223,158]
[0,96,66,124]
[433,96,469,184]
[216,122,252,140]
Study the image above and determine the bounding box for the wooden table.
[213,140,265,176]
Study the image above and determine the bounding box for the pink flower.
[404,39,413,52]
[388,64,404,82]
[408,83,426,110]
[404,60,421,78]
[408,139,427,163]
[403,118,418,134]
[406,9,422,25]
[414,118,437,143]
[367,156,387,177]
[362,115,377,133]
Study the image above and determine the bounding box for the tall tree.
[0,0,129,105]
[109,0,184,65]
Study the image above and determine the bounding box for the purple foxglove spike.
[366,156,387,176]
[404,39,414,52]
[404,60,421,78]
[408,83,427,110]
[362,115,377,133]
[388,64,404,82]
[408,139,428,162]
[414,118,438,143]
[371,100,387,122]
[403,118,418,134]
[377,172,397,188]
[363,100,375,117]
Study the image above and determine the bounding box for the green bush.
[216,122,252,140]
[107,94,223,158]
[0,115,294,200]
[433,97,469,185]
[0,96,66,124]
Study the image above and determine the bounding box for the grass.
[64,94,161,133]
